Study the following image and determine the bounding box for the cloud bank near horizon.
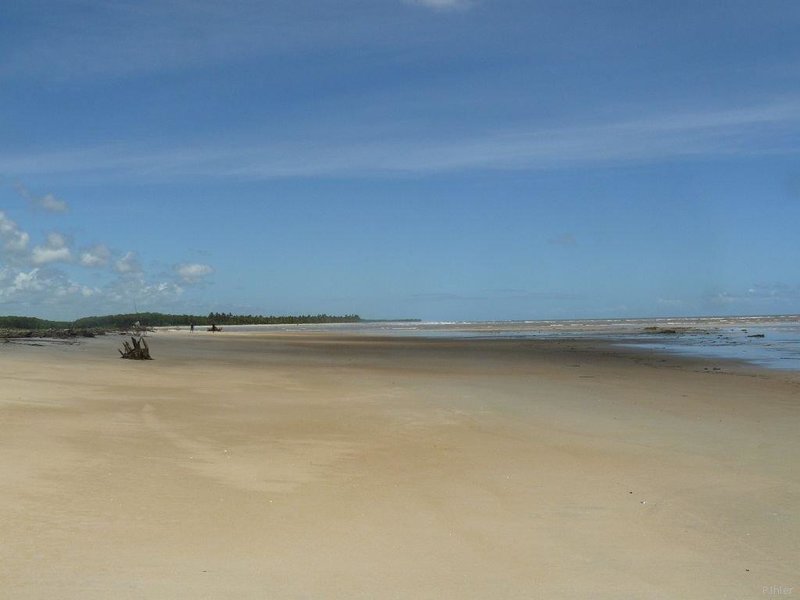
[0,202,213,319]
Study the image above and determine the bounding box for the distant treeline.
[71,312,362,329]
[0,316,71,329]
[203,312,362,326]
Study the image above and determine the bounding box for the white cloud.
[46,232,68,248]
[0,211,30,253]
[9,269,45,294]
[79,244,111,268]
[31,232,72,265]
[0,267,97,304]
[114,251,142,275]
[0,263,183,316]
[0,262,185,315]
[105,275,183,306]
[31,246,71,265]
[175,263,214,283]
[14,182,69,213]
[0,211,207,317]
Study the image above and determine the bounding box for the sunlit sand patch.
[140,404,357,493]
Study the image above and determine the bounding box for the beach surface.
[1,331,798,598]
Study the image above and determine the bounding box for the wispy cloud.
[0,1,432,82]
[14,182,69,213]
[114,251,143,275]
[79,244,111,268]
[104,275,183,308]
[0,1,272,80]
[37,193,69,213]
[175,263,214,284]
[2,99,798,180]
[405,0,473,10]
[706,283,800,308]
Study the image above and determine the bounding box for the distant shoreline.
[6,314,799,371]
[150,316,800,372]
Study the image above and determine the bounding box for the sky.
[1,0,799,322]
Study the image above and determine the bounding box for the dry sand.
[1,331,798,599]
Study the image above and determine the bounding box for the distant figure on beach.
[190,322,195,333]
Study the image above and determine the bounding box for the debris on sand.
[119,336,152,360]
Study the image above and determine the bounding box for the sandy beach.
[1,331,798,599]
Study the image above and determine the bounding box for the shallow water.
[220,316,800,371]
[619,324,800,371]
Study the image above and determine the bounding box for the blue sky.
[1,0,799,321]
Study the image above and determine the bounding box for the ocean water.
[221,316,800,371]
[618,323,800,371]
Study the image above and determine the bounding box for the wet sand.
[1,331,798,598]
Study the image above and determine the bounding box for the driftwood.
[119,336,152,360]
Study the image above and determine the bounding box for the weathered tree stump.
[119,336,152,360]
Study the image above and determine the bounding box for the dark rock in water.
[643,326,696,335]
[747,333,765,338]
[643,327,679,334]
